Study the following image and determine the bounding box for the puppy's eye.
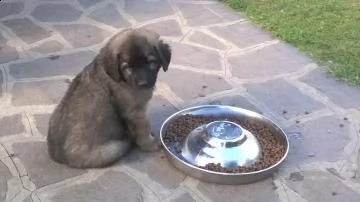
[148,59,159,70]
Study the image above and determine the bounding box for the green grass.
[226,0,360,85]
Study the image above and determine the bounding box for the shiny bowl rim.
[159,104,290,176]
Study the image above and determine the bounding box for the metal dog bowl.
[160,105,289,185]
[181,121,262,168]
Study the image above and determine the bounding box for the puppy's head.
[102,28,171,89]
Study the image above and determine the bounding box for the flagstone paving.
[1,0,360,202]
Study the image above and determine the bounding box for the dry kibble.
[163,115,286,173]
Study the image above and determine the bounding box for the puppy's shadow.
[117,146,170,174]
[147,95,178,139]
[121,147,161,164]
[117,143,186,188]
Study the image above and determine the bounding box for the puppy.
[47,28,171,168]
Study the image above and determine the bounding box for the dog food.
[163,114,285,173]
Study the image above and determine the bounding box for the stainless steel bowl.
[159,105,289,185]
[180,120,262,168]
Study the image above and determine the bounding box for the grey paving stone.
[170,42,222,70]
[11,80,68,106]
[77,0,103,8]
[299,68,360,109]
[188,31,227,50]
[53,24,110,48]
[285,116,351,165]
[9,51,96,78]
[1,31,9,44]
[0,70,2,96]
[245,79,324,119]
[30,40,64,53]
[0,161,12,202]
[51,171,142,202]
[141,20,183,37]
[286,170,360,202]
[23,196,32,202]
[2,18,52,44]
[0,2,24,19]
[197,178,279,202]
[0,146,7,159]
[177,2,242,26]
[0,44,19,64]
[124,0,173,22]
[192,94,262,114]
[89,3,130,28]
[228,42,311,79]
[356,152,360,183]
[124,150,185,189]
[172,193,196,202]
[0,114,24,136]
[158,68,232,101]
[147,95,178,136]
[210,22,273,48]
[12,142,86,188]
[33,114,51,136]
[0,32,19,64]
[31,3,82,22]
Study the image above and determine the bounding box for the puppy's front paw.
[137,135,161,152]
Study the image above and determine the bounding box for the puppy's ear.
[120,62,128,71]
[156,41,171,72]
[99,47,122,82]
[118,61,132,82]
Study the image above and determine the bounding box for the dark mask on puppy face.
[103,29,172,89]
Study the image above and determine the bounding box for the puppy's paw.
[137,135,161,152]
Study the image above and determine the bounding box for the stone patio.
[1,0,360,201]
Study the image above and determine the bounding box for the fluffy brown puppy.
[47,28,171,168]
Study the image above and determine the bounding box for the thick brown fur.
[47,28,171,168]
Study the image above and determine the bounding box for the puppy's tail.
[66,140,132,168]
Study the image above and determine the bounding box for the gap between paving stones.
[180,177,211,202]
[229,63,317,85]
[0,147,33,198]
[118,166,172,200]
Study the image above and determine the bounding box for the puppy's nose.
[137,81,150,87]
